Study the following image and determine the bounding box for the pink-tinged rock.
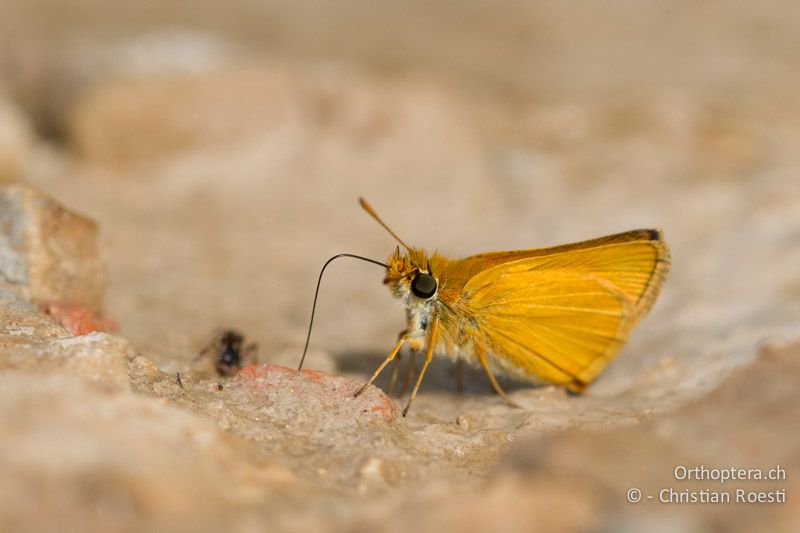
[0,185,106,314]
[38,300,116,336]
[1,290,127,391]
[233,364,398,423]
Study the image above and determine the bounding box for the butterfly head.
[384,246,438,302]
[358,197,438,302]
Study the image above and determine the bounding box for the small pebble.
[456,414,476,430]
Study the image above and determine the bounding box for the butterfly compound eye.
[411,273,437,299]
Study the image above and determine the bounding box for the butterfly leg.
[401,316,440,417]
[387,351,403,395]
[354,335,406,397]
[475,342,520,408]
[398,348,418,397]
[388,329,417,395]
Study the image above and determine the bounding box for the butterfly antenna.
[359,197,412,251]
[298,253,389,371]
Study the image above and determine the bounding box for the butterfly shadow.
[334,349,531,396]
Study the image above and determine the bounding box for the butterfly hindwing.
[459,232,669,388]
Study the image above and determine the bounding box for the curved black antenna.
[298,253,389,371]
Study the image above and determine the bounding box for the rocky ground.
[1,1,799,531]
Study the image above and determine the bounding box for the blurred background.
[1,1,799,530]
[2,0,798,366]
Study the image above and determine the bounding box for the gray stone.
[0,185,106,314]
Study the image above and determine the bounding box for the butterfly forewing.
[459,233,669,388]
